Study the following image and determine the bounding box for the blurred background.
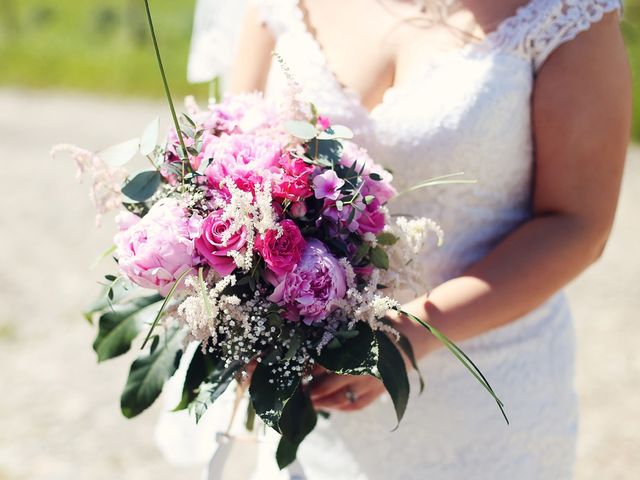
[0,1,638,479]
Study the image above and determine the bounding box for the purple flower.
[313,170,345,201]
[268,239,346,324]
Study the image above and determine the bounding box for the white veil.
[187,0,249,84]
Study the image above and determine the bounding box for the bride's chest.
[267,42,535,189]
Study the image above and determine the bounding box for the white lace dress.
[160,0,623,478]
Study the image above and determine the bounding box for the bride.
[177,0,630,478]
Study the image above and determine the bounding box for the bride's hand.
[309,367,385,412]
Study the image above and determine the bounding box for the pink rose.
[114,200,197,296]
[272,155,314,203]
[195,210,247,277]
[357,199,386,235]
[255,220,305,277]
[268,239,346,324]
[290,201,307,218]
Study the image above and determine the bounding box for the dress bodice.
[257,0,622,289]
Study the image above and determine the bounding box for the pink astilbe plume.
[51,144,127,226]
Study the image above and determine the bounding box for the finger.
[311,364,327,376]
[336,389,381,412]
[313,385,354,410]
[309,374,352,400]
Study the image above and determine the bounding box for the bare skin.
[229,0,632,411]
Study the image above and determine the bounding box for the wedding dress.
[157,0,623,478]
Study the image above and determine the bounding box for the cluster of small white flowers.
[334,258,400,333]
[379,216,442,295]
[177,274,238,343]
[363,231,378,247]
[212,179,280,271]
[51,144,127,226]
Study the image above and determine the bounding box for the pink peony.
[114,200,198,296]
[268,239,346,324]
[195,210,247,277]
[203,93,279,135]
[203,134,284,194]
[255,220,305,277]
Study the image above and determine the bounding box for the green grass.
[0,0,638,139]
[0,0,206,99]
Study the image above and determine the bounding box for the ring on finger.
[345,387,358,404]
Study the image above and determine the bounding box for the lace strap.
[252,0,302,38]
[488,0,623,71]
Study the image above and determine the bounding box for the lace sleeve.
[528,0,623,71]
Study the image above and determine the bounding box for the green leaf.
[376,232,399,246]
[276,386,317,469]
[314,322,378,375]
[317,125,354,140]
[93,294,163,362]
[192,360,243,423]
[369,172,383,181]
[98,138,140,167]
[370,246,390,270]
[173,345,221,411]
[375,331,410,428]
[83,282,131,322]
[121,170,162,202]
[284,120,317,140]
[250,359,301,431]
[396,333,425,393]
[140,117,160,156]
[120,326,185,418]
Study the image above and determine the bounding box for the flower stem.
[142,0,188,188]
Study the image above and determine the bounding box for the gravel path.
[0,89,638,480]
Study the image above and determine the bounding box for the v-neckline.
[291,0,541,117]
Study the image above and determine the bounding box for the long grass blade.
[395,308,508,424]
[140,269,192,349]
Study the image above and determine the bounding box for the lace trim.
[486,0,622,70]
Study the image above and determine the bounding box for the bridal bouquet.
[55,93,503,468]
[53,1,504,469]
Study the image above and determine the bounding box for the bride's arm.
[227,5,274,94]
[311,13,631,410]
[392,12,631,359]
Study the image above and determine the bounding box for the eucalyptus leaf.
[140,117,160,156]
[284,120,317,140]
[376,232,399,246]
[120,326,185,418]
[370,246,390,270]
[93,294,163,362]
[98,138,140,167]
[375,331,410,428]
[121,170,162,202]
